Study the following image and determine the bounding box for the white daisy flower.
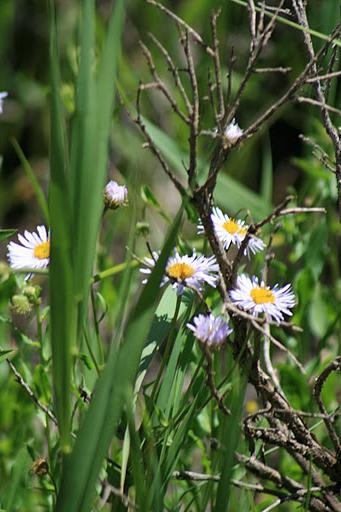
[229,274,295,323]
[7,226,50,278]
[104,180,128,209]
[140,250,219,295]
[187,313,233,349]
[224,118,243,145]
[198,207,265,257]
[0,91,8,113]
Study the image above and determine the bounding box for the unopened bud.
[11,294,32,315]
[104,180,128,210]
[22,285,41,305]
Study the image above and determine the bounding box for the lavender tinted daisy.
[187,313,232,349]
[140,250,219,295]
[230,274,295,323]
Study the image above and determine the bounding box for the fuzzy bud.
[11,294,33,315]
[104,180,128,210]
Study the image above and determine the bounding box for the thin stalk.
[82,328,100,376]
[93,260,139,282]
[90,287,104,365]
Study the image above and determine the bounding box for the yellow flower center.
[167,262,195,281]
[250,287,275,304]
[223,219,246,236]
[34,240,50,260]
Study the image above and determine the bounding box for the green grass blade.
[69,0,96,313]
[72,0,125,325]
[213,369,247,512]
[56,208,182,512]
[12,138,49,224]
[48,0,75,449]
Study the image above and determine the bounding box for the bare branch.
[145,0,215,56]
[313,357,341,456]
[297,96,341,117]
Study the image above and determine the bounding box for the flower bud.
[11,294,33,315]
[104,180,128,210]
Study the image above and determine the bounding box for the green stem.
[83,328,100,376]
[36,303,44,363]
[93,259,139,282]
[90,287,104,365]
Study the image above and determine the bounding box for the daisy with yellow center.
[140,250,219,295]
[229,274,295,323]
[7,226,50,279]
[198,207,265,257]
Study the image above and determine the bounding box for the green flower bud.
[11,294,33,315]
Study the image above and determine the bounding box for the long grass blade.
[56,209,182,511]
[12,138,49,224]
[48,0,75,449]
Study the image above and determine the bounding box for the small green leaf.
[0,229,17,242]
[141,184,161,209]
[0,349,16,363]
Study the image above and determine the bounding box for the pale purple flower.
[187,313,232,349]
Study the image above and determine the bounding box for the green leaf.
[213,369,247,512]
[0,229,17,242]
[48,0,75,449]
[12,138,49,224]
[308,285,329,338]
[0,348,16,363]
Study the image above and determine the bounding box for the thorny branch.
[135,1,341,509]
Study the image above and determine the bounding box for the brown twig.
[148,33,192,114]
[292,0,341,218]
[203,347,231,416]
[145,0,215,56]
[210,9,225,121]
[135,84,187,197]
[313,357,341,456]
[182,30,199,188]
[7,359,58,425]
[297,96,341,117]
